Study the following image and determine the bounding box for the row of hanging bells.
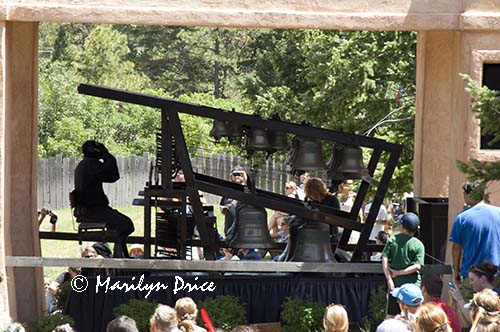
[210,118,377,184]
[287,137,378,184]
[209,119,244,141]
[209,119,288,152]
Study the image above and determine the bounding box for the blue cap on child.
[391,283,423,306]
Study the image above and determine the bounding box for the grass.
[40,205,227,280]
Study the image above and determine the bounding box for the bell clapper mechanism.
[78,83,402,263]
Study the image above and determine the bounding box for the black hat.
[82,140,102,158]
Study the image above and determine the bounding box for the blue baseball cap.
[391,283,423,306]
[398,212,420,230]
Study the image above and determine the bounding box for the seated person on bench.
[74,140,134,258]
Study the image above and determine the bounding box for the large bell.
[209,120,229,140]
[227,203,275,249]
[285,221,335,262]
[290,137,326,171]
[268,130,288,151]
[245,128,272,151]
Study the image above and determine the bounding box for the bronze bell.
[209,120,229,140]
[245,128,272,151]
[227,121,244,139]
[327,144,345,180]
[328,145,366,179]
[327,145,379,185]
[285,221,335,262]
[268,130,288,151]
[227,203,276,249]
[290,137,326,171]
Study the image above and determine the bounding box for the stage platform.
[65,273,385,332]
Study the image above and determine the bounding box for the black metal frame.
[78,83,402,261]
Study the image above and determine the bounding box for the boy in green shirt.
[381,212,425,317]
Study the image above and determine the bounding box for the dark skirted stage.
[65,273,385,332]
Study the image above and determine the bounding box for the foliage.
[39,24,418,197]
[197,295,246,331]
[54,281,72,311]
[355,285,387,332]
[240,30,416,196]
[113,298,158,332]
[36,313,75,332]
[117,26,264,98]
[462,74,500,145]
[456,74,500,200]
[280,297,324,332]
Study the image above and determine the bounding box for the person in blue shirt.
[238,248,262,260]
[450,181,500,301]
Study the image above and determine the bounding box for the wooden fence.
[37,150,292,210]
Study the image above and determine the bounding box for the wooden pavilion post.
[0,21,44,323]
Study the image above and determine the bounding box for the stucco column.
[414,30,461,198]
[0,21,12,325]
[1,21,43,323]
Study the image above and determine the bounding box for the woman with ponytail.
[470,289,500,332]
[175,297,207,332]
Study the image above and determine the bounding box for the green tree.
[39,23,161,157]
[240,30,416,196]
[177,92,249,155]
[39,23,419,197]
[118,26,264,98]
[73,25,148,89]
[456,74,500,200]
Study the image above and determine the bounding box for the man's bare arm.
[452,242,463,286]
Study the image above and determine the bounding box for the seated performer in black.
[74,140,134,258]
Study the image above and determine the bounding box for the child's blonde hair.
[323,304,349,332]
[150,304,195,332]
[175,297,199,321]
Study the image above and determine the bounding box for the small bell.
[227,121,244,140]
[268,130,288,151]
[209,120,229,141]
[245,128,272,151]
[290,137,326,171]
[327,144,378,185]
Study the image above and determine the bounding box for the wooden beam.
[5,256,452,274]
[0,1,466,31]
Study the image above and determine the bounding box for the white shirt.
[365,203,388,241]
[340,195,354,212]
